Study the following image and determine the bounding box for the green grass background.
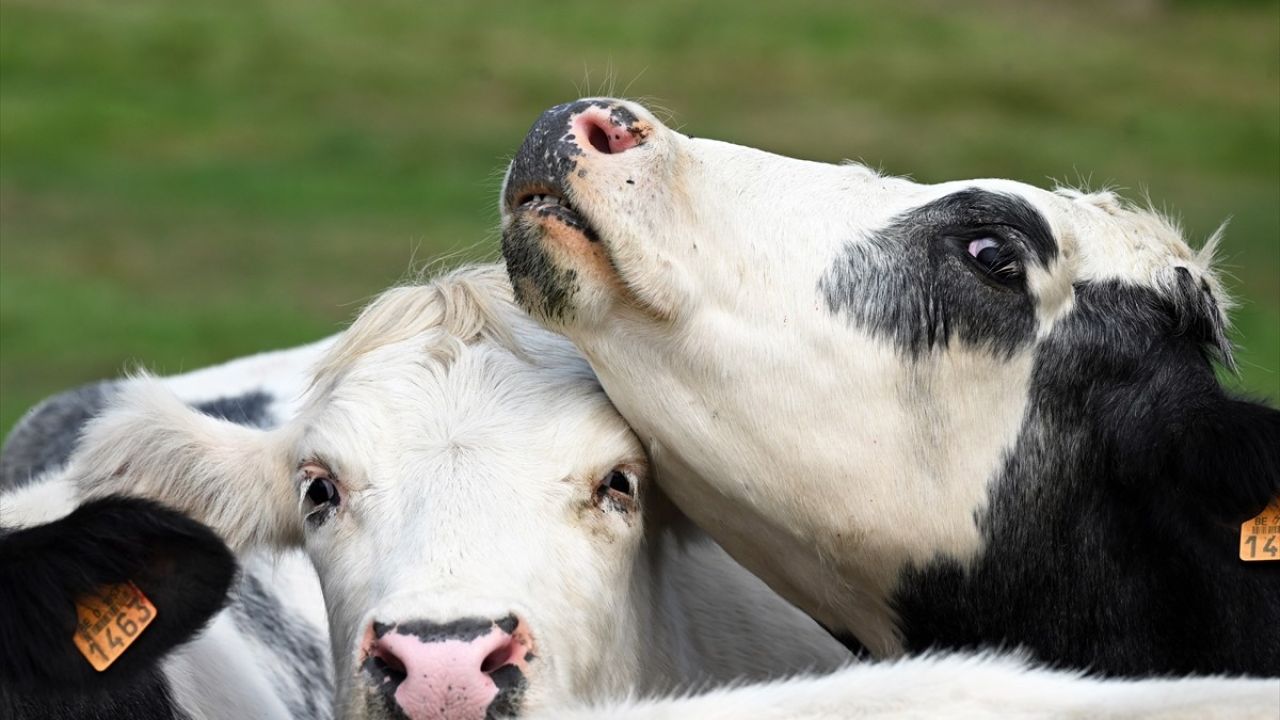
[2,0,1277,435]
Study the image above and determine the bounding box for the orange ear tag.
[72,581,158,671]
[1239,499,1280,562]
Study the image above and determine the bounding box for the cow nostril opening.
[479,639,520,675]
[586,122,612,154]
[370,644,408,684]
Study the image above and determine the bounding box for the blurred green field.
[2,0,1277,435]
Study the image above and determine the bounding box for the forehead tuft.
[1052,187,1235,366]
[307,264,593,397]
[1053,188,1228,300]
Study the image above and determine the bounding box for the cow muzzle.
[501,98,668,324]
[358,615,535,720]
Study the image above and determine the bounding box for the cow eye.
[605,470,634,496]
[300,462,341,514]
[306,477,339,507]
[961,235,1022,284]
[594,468,637,514]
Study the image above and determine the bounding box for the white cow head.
[66,267,667,719]
[499,99,1240,654]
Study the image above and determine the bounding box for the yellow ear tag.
[72,581,157,671]
[1239,499,1280,562]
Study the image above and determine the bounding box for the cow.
[498,98,1280,679]
[33,265,1273,718]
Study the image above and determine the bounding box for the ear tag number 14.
[1240,499,1280,562]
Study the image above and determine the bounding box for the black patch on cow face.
[230,572,332,718]
[0,496,236,697]
[501,213,581,322]
[195,390,273,428]
[820,189,1057,359]
[887,280,1279,677]
[372,616,512,644]
[0,380,118,492]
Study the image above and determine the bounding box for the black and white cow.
[15,265,1272,718]
[1,343,335,720]
[499,98,1280,679]
[1,493,235,720]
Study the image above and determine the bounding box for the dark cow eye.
[300,462,341,516]
[962,235,1022,284]
[306,477,339,507]
[605,470,634,496]
[594,468,637,514]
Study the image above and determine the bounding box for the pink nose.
[574,106,644,155]
[361,616,534,720]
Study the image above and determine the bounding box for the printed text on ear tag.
[1239,499,1280,562]
[72,581,157,671]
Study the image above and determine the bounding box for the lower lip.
[518,201,598,242]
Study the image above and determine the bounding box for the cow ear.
[1168,398,1280,521]
[0,495,237,691]
[68,378,301,553]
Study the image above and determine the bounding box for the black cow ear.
[0,495,237,691]
[1169,399,1280,522]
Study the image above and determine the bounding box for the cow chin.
[501,209,623,330]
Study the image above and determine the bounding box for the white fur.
[536,654,1279,720]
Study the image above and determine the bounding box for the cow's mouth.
[510,189,600,244]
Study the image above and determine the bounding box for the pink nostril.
[576,110,641,155]
[586,122,612,154]
[480,634,523,675]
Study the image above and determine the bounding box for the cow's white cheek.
[303,530,376,684]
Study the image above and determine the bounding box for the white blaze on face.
[500,98,1229,654]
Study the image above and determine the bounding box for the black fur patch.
[373,616,515,644]
[502,212,581,322]
[889,281,1280,676]
[1,672,188,720]
[820,189,1057,359]
[194,390,273,428]
[0,496,236,714]
[0,381,118,492]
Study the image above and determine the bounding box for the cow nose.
[361,615,534,720]
[504,98,654,212]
